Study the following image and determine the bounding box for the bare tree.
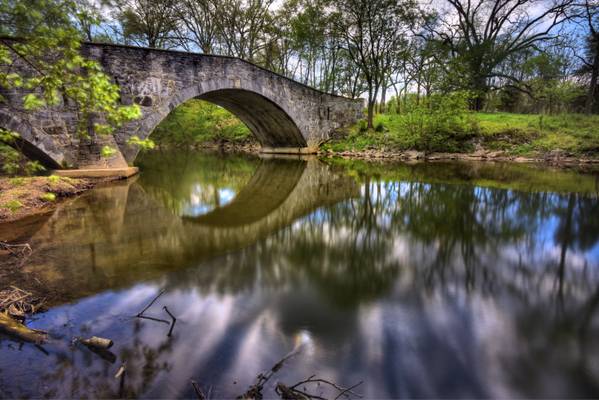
[340,0,419,128]
[176,0,220,54]
[112,0,179,49]
[428,0,575,110]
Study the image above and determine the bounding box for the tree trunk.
[367,101,375,129]
[586,44,599,114]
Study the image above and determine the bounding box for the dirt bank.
[0,175,121,225]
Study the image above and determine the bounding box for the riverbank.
[321,112,599,161]
[0,175,120,225]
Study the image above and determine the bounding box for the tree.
[576,0,599,113]
[214,0,275,62]
[428,0,574,110]
[112,0,179,48]
[340,0,419,128]
[176,0,220,53]
[0,0,141,174]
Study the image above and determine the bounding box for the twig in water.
[136,289,165,317]
[191,380,206,400]
[0,242,32,261]
[279,376,363,400]
[163,306,177,337]
[237,345,304,399]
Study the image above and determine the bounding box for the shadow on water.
[1,151,599,398]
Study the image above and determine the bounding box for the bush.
[3,200,23,213]
[358,119,368,133]
[374,122,385,132]
[400,91,478,152]
[40,192,56,202]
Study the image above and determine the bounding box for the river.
[1,150,599,398]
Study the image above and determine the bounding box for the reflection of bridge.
[19,158,359,301]
[0,41,362,170]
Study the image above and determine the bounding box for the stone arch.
[0,110,65,169]
[122,78,309,163]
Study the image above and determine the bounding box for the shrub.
[40,192,56,202]
[9,177,25,186]
[400,91,478,152]
[358,119,368,132]
[3,200,23,213]
[374,122,385,132]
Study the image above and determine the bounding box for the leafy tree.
[112,0,180,48]
[339,0,420,129]
[428,0,574,110]
[0,0,142,174]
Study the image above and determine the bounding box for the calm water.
[1,151,599,398]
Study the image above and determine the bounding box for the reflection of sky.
[181,184,237,217]
[3,165,599,399]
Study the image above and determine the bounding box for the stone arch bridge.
[0,42,363,171]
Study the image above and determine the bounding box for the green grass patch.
[324,112,599,157]
[40,192,56,202]
[3,199,23,212]
[151,99,253,147]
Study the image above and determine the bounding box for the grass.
[0,176,86,221]
[152,99,253,147]
[323,112,599,157]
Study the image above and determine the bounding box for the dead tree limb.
[136,290,165,317]
[163,306,177,337]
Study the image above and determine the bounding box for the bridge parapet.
[0,41,363,170]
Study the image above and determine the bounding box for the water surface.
[1,151,599,398]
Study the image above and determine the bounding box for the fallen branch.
[0,241,32,258]
[163,306,177,337]
[277,376,363,400]
[0,286,45,319]
[0,311,47,344]
[136,289,165,317]
[238,344,304,399]
[191,380,206,400]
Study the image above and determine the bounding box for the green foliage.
[40,192,56,202]
[358,120,368,133]
[323,110,599,157]
[101,145,117,158]
[374,122,385,132]
[151,99,252,147]
[400,91,477,152]
[127,136,156,150]
[48,174,61,184]
[9,177,25,186]
[0,0,144,173]
[3,199,23,213]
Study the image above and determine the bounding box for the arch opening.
[0,112,63,171]
[195,89,306,148]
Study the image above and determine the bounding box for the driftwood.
[0,286,44,318]
[135,289,178,337]
[80,336,113,350]
[0,241,32,258]
[277,376,363,400]
[236,344,362,400]
[163,306,177,337]
[191,380,206,400]
[0,311,47,344]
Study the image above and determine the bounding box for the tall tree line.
[4,0,599,129]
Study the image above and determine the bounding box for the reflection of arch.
[182,158,306,227]
[0,110,64,168]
